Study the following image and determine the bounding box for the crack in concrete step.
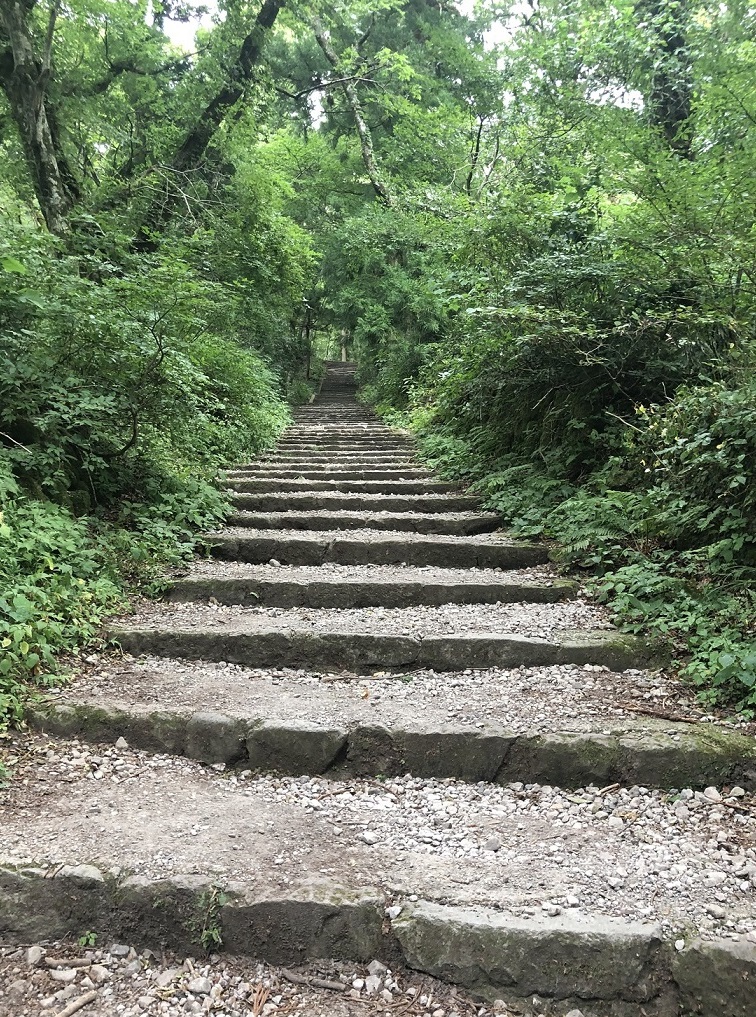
[31,701,756,789]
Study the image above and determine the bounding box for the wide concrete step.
[280,433,404,441]
[260,456,418,467]
[207,527,547,567]
[260,455,413,463]
[291,413,378,421]
[274,446,415,456]
[165,563,572,606]
[227,469,432,481]
[4,732,753,1017]
[230,492,482,512]
[114,623,655,674]
[276,439,413,449]
[280,425,406,434]
[227,479,458,494]
[225,510,499,535]
[32,657,754,789]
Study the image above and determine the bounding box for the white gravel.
[63,655,747,735]
[120,598,611,638]
[176,562,559,584]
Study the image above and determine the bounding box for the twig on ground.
[619,701,697,724]
[54,991,98,1017]
[280,967,346,991]
[598,782,620,796]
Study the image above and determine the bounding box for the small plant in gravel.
[194,884,230,951]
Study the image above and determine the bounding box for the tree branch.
[311,17,392,205]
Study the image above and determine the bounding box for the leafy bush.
[0,456,234,726]
[0,220,294,728]
[638,379,756,564]
[0,480,121,725]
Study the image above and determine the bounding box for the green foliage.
[638,379,756,562]
[193,885,230,951]
[0,482,121,726]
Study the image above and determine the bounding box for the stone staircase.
[3,361,756,1016]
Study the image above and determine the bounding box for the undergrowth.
[0,460,232,727]
[0,223,295,729]
[384,380,756,717]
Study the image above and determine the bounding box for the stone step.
[113,622,656,674]
[284,423,398,431]
[224,510,499,535]
[278,428,409,436]
[260,456,418,467]
[273,438,410,446]
[230,492,482,512]
[32,658,754,788]
[165,563,571,606]
[262,453,417,461]
[227,469,432,481]
[291,413,377,420]
[227,479,458,494]
[276,438,413,448]
[282,431,405,439]
[3,732,753,1017]
[207,527,547,567]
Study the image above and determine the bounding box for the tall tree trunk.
[172,0,283,173]
[312,18,393,205]
[640,0,693,157]
[135,0,284,247]
[0,0,80,234]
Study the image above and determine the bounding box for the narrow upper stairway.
[5,360,755,1017]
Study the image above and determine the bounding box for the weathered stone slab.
[112,626,657,674]
[31,701,755,789]
[246,720,347,774]
[230,493,482,513]
[0,867,383,964]
[228,478,457,494]
[166,574,577,608]
[207,532,548,568]
[224,510,499,536]
[392,900,669,1006]
[673,937,756,1016]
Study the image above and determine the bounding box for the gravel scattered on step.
[210,527,530,545]
[225,510,493,522]
[0,939,496,1017]
[58,655,748,735]
[2,735,755,938]
[118,597,611,639]
[175,562,560,584]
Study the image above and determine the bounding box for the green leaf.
[1,256,27,274]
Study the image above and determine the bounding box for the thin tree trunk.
[640,0,693,157]
[312,18,393,205]
[0,0,79,233]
